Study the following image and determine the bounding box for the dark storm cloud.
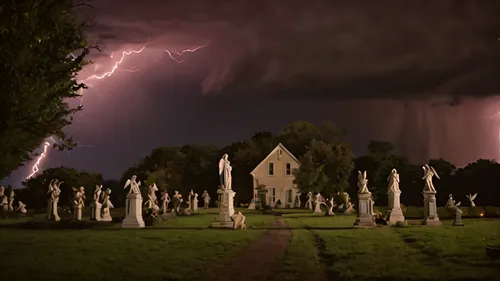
[86,0,500,100]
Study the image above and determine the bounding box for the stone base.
[211,221,235,229]
[452,221,464,226]
[353,216,377,228]
[101,208,112,222]
[121,193,145,228]
[422,191,441,226]
[212,189,236,229]
[421,217,442,226]
[73,206,82,221]
[452,213,464,226]
[386,208,405,224]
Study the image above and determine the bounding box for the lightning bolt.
[165,44,208,63]
[26,43,208,179]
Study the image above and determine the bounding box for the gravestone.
[211,188,236,228]
[121,193,145,228]
[353,192,376,228]
[422,191,441,226]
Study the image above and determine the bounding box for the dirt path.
[206,218,292,281]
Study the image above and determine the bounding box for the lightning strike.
[27,43,208,179]
[26,142,51,179]
[165,44,208,63]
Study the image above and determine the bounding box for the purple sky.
[4,0,500,187]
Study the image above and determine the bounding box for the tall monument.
[386,169,405,224]
[211,154,237,228]
[421,165,441,226]
[121,175,145,228]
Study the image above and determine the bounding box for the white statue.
[160,191,171,213]
[192,193,199,211]
[466,193,477,207]
[173,191,183,213]
[446,194,464,225]
[187,189,194,210]
[47,179,62,221]
[124,175,141,194]
[145,183,159,216]
[422,164,439,192]
[357,171,370,194]
[101,188,114,220]
[306,192,313,210]
[0,186,7,212]
[446,194,461,209]
[93,185,102,203]
[17,201,27,214]
[327,197,336,216]
[231,211,247,230]
[218,154,232,190]
[387,169,400,193]
[202,190,210,209]
[7,190,15,212]
[313,193,326,213]
[72,186,86,207]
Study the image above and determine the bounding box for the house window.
[287,190,293,203]
[285,163,291,175]
[268,162,274,176]
[269,188,276,203]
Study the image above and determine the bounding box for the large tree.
[0,0,93,179]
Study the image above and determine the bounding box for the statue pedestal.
[386,190,405,224]
[452,212,464,226]
[47,200,61,221]
[353,192,376,228]
[121,193,145,228]
[73,206,82,221]
[102,207,112,222]
[422,191,441,226]
[211,189,235,229]
[90,202,102,221]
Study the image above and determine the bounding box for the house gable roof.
[250,143,299,175]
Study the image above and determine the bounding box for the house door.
[286,189,293,207]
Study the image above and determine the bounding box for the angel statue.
[387,169,400,194]
[422,164,440,193]
[17,201,27,214]
[357,171,370,194]
[93,185,103,203]
[160,190,171,213]
[47,179,63,220]
[124,175,141,194]
[144,183,159,210]
[72,186,86,207]
[218,154,232,190]
[446,193,463,224]
[202,190,210,209]
[466,193,477,207]
[101,189,114,220]
[0,186,8,212]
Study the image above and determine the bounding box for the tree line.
[16,121,500,210]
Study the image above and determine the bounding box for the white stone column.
[353,192,376,228]
[74,205,82,221]
[121,193,145,228]
[211,189,236,228]
[386,190,405,224]
[422,191,441,226]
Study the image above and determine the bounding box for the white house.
[250,143,300,208]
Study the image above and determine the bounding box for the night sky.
[4,0,500,187]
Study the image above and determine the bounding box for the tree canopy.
[0,0,93,179]
[10,120,500,208]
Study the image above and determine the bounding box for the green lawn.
[274,216,500,281]
[1,208,499,281]
[0,208,269,281]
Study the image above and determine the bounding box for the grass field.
[1,208,499,281]
[275,215,500,281]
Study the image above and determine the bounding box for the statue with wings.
[72,186,86,207]
[101,188,114,209]
[465,193,477,207]
[218,154,232,190]
[124,175,141,194]
[387,168,400,194]
[422,164,439,193]
[446,193,462,213]
[357,171,370,194]
[144,183,159,209]
[93,185,103,203]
